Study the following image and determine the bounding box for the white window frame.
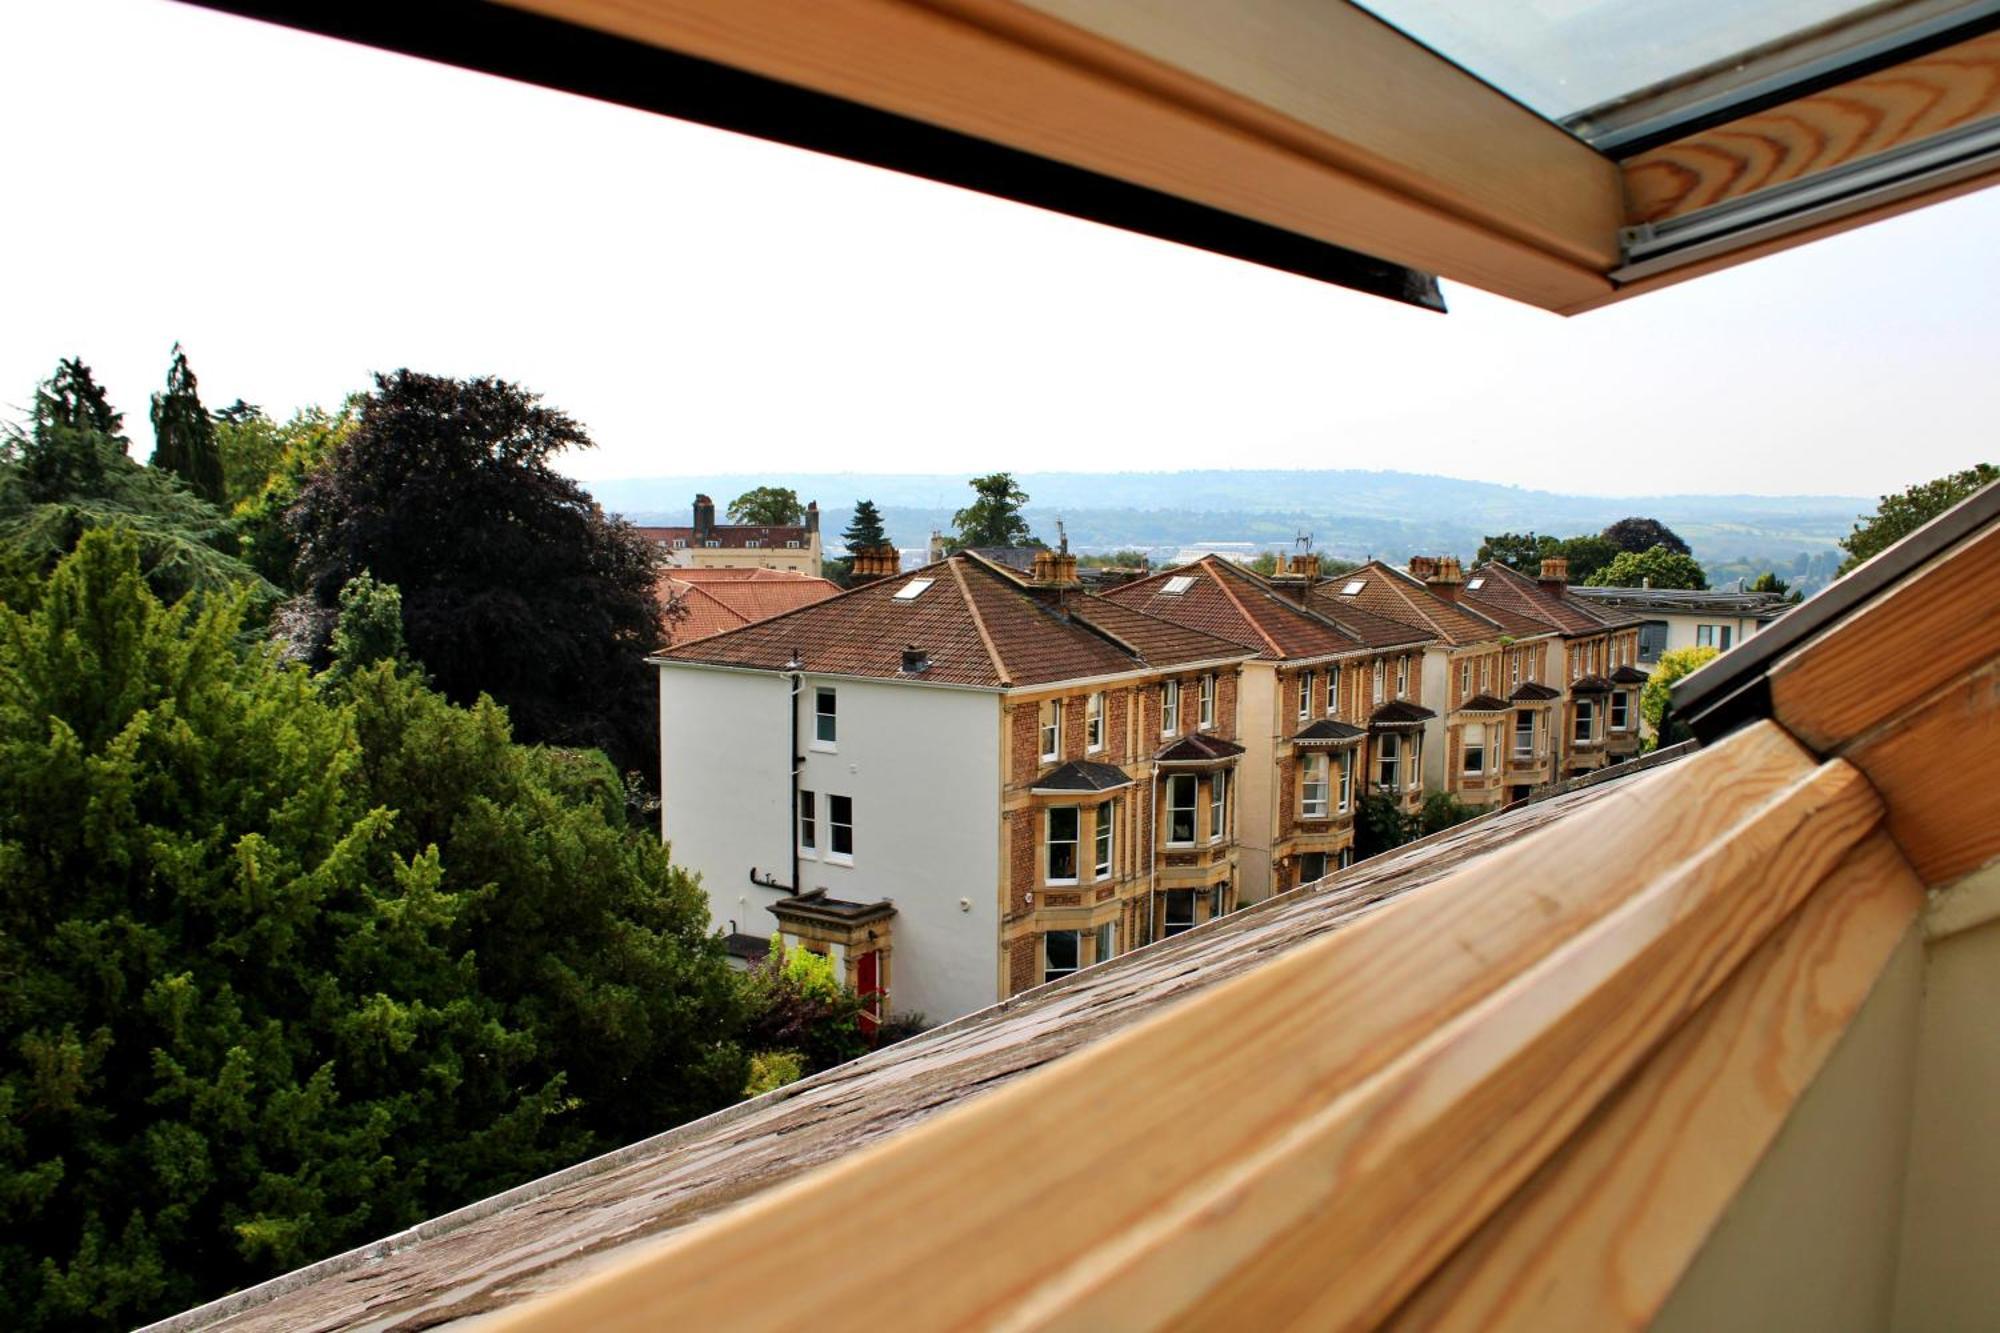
[1514,709,1535,759]
[1163,889,1197,938]
[1326,664,1342,716]
[1337,748,1354,813]
[1610,691,1631,731]
[671,537,687,549]
[1300,753,1329,819]
[1039,698,1062,762]
[1094,800,1115,879]
[1045,805,1080,884]
[1199,674,1216,730]
[1396,655,1410,699]
[812,687,837,750]
[828,794,854,862]
[1463,723,1486,775]
[1208,771,1227,842]
[1574,699,1596,745]
[1373,659,1386,704]
[1161,680,1181,736]
[1510,652,1521,688]
[1377,732,1402,793]
[1165,773,1198,846]
[1459,660,1470,698]
[1296,669,1314,721]
[799,790,817,854]
[1085,691,1104,753]
[1093,921,1117,967]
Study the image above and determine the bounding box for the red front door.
[856,949,881,1037]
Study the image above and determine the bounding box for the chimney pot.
[1426,555,1465,601]
[1538,556,1569,595]
[1408,555,1437,580]
[901,644,930,673]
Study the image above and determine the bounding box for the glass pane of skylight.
[1351,0,1993,146]
[1341,579,1368,595]
[1162,575,1196,595]
[892,578,934,601]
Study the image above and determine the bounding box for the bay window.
[1301,754,1328,818]
[1043,930,1080,984]
[1610,691,1630,731]
[1208,772,1227,841]
[1094,800,1114,878]
[1337,748,1353,812]
[1046,806,1079,882]
[1377,733,1402,791]
[1464,723,1486,775]
[1166,774,1198,844]
[1574,699,1596,744]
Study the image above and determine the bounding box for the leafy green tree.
[727,486,803,525]
[1641,645,1721,736]
[290,371,664,779]
[740,937,867,1079]
[1585,544,1708,590]
[1248,550,1281,576]
[1476,532,1557,572]
[1078,549,1153,569]
[1,362,269,606]
[1601,516,1691,557]
[211,405,287,510]
[322,571,408,683]
[1838,464,1997,574]
[1554,534,1619,583]
[951,472,1036,549]
[1748,571,1790,595]
[148,344,225,506]
[231,402,356,590]
[0,531,750,1328]
[840,498,888,553]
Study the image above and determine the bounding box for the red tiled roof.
[1315,561,1523,646]
[661,572,841,644]
[654,553,1251,688]
[672,567,823,584]
[1102,557,1420,661]
[1463,562,1606,636]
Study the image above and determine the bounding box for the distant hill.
[588,469,1867,572]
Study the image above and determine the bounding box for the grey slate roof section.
[1510,682,1563,702]
[1292,719,1367,745]
[1031,759,1136,792]
[1456,693,1513,712]
[1570,585,1794,620]
[1571,673,1615,695]
[1369,700,1437,727]
[1610,664,1650,684]
[1154,733,1247,764]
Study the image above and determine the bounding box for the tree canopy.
[1601,516,1691,557]
[1475,532,1618,581]
[1838,464,1997,574]
[1585,544,1708,590]
[289,371,664,779]
[1642,644,1720,740]
[951,472,1037,549]
[727,486,803,525]
[1,359,269,607]
[840,498,888,552]
[0,531,751,1329]
[147,344,225,507]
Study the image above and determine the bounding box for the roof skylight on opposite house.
[1161,575,1196,595]
[1467,577,1485,590]
[892,578,934,601]
[1342,579,1368,595]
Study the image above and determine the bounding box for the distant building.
[657,567,841,645]
[1570,585,1792,663]
[635,493,822,576]
[653,547,1255,1024]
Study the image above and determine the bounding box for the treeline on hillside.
[0,355,874,1330]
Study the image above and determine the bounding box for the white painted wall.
[659,664,1004,1023]
[1419,647,1450,792]
[1643,611,1771,661]
[1235,663,1279,903]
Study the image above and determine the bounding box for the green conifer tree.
[148,344,225,505]
[840,498,888,553]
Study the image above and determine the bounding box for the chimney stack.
[1031,547,1079,589]
[849,545,901,585]
[1408,555,1438,581]
[805,500,819,534]
[1538,556,1570,597]
[693,493,716,543]
[1288,552,1321,582]
[1426,555,1466,602]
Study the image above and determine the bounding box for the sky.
[2,0,1995,499]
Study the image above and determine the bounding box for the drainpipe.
[754,659,805,894]
[1147,767,1159,945]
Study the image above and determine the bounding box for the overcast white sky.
[3,0,1995,498]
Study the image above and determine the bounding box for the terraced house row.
[653,547,1650,1023]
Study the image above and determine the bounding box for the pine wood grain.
[495,0,1617,310]
[479,724,1879,1333]
[1843,662,2000,888]
[1386,831,1923,1331]
[1770,519,2000,755]
[1624,31,2000,225]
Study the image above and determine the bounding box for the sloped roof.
[1370,700,1437,726]
[1610,664,1651,684]
[1101,557,1367,662]
[1571,673,1615,694]
[1571,585,1792,620]
[635,523,811,549]
[1317,561,1520,647]
[660,572,841,644]
[1512,681,1563,702]
[1463,562,1610,636]
[1457,693,1513,713]
[150,771,1673,1333]
[1155,733,1247,764]
[1031,760,1134,793]
[653,554,1249,689]
[1292,719,1367,746]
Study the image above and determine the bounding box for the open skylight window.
[1341,580,1367,596]
[892,579,934,601]
[1161,575,1196,595]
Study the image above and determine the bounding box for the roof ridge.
[947,556,1013,688]
[1204,558,1287,658]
